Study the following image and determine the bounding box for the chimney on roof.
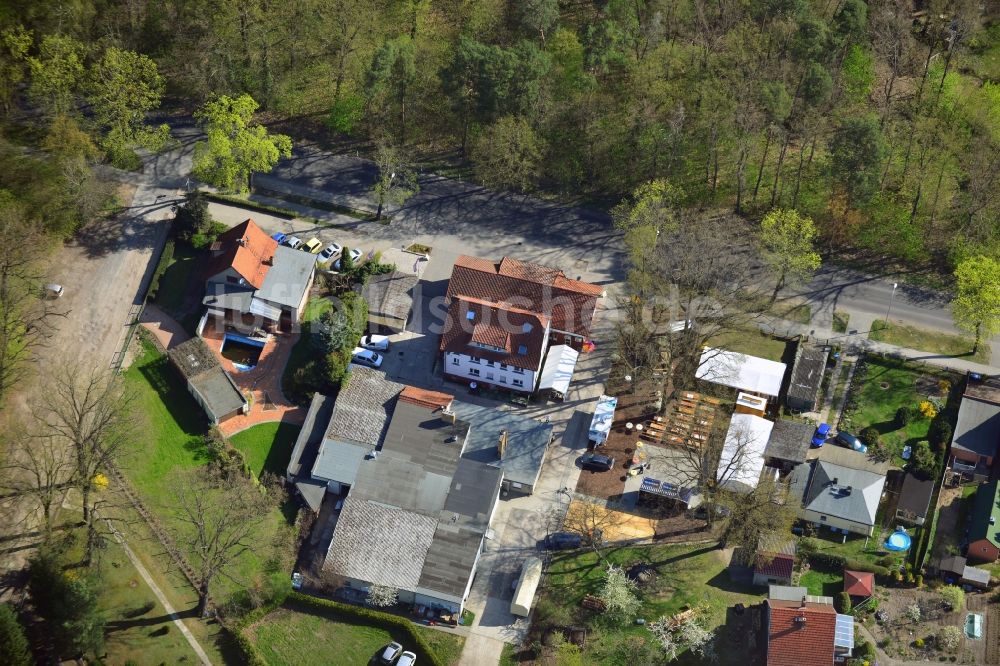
[238,237,247,247]
[832,477,838,485]
[794,615,807,625]
[801,596,807,608]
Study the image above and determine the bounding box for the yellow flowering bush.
[918,401,937,419]
[92,473,109,490]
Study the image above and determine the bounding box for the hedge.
[202,191,297,219]
[147,239,175,301]
[233,592,446,666]
[807,552,846,569]
[843,559,891,577]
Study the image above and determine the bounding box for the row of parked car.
[270,232,362,270]
[811,422,868,453]
[379,642,417,666]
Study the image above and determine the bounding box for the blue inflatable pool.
[885,529,912,552]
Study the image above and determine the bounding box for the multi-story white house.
[441,256,603,394]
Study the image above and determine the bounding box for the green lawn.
[841,356,960,463]
[709,328,790,362]
[869,320,990,364]
[778,302,812,325]
[123,337,297,603]
[247,605,465,666]
[54,518,201,665]
[230,422,301,479]
[153,242,201,315]
[540,543,763,664]
[800,568,843,597]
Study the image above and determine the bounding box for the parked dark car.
[580,453,615,472]
[836,430,867,453]
[545,532,583,550]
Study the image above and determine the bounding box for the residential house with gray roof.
[789,459,887,537]
[950,376,1000,480]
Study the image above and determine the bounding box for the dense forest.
[1,0,999,271]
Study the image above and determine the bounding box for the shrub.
[929,418,953,450]
[175,192,226,248]
[940,585,964,611]
[918,400,938,419]
[937,625,961,652]
[0,604,31,666]
[938,379,952,394]
[860,427,881,448]
[915,637,925,648]
[916,574,924,588]
[836,591,852,613]
[895,406,912,428]
[910,440,939,480]
[904,603,921,622]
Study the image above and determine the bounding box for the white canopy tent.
[538,345,579,398]
[696,348,786,397]
[717,413,774,493]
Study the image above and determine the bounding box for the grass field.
[538,543,763,664]
[842,356,959,463]
[709,328,790,362]
[247,605,465,666]
[800,567,843,597]
[230,421,301,478]
[833,311,850,334]
[123,338,297,603]
[869,320,990,364]
[153,242,201,315]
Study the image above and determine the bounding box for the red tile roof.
[754,552,794,580]
[439,297,549,370]
[446,255,602,337]
[203,219,277,289]
[844,570,874,597]
[399,386,454,411]
[766,600,836,666]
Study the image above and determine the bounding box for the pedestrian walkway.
[139,303,191,350]
[760,317,1000,375]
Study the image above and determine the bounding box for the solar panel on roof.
[834,614,854,649]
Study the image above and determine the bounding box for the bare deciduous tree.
[39,367,133,564]
[171,467,272,616]
[0,430,75,539]
[0,199,66,404]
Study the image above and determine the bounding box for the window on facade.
[512,378,524,387]
[499,363,507,370]
[819,516,827,522]
[486,360,494,367]
[469,368,480,377]
[513,366,525,375]
[499,376,507,384]
[486,372,494,381]
[451,356,459,365]
[469,356,480,364]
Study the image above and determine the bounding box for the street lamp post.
[884,282,898,327]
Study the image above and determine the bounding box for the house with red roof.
[765,598,854,665]
[753,552,795,587]
[201,219,315,333]
[843,570,874,600]
[441,256,603,393]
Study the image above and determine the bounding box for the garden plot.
[858,585,989,664]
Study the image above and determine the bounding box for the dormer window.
[522,322,533,333]
[466,311,476,321]
[517,345,528,355]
